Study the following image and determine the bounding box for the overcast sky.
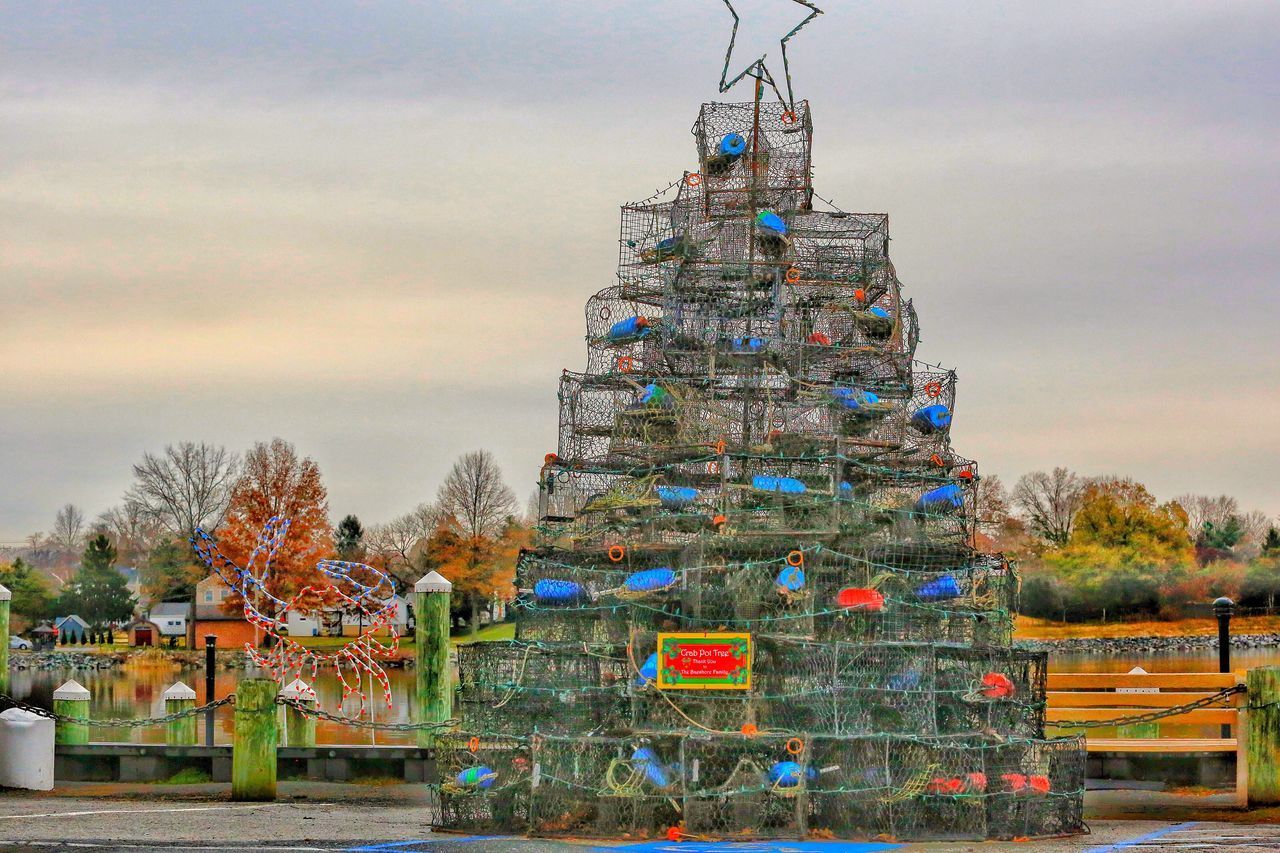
[2,0,1278,541]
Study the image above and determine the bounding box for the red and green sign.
[656,633,752,690]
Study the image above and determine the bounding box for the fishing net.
[436,93,1084,840]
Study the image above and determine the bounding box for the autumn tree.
[1012,468,1085,547]
[1039,479,1195,619]
[128,442,240,536]
[215,438,334,627]
[0,558,54,630]
[435,450,517,635]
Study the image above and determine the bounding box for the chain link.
[1057,684,1245,729]
[0,693,234,728]
[276,696,456,732]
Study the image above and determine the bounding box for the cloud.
[2,0,1278,538]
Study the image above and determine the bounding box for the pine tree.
[59,534,136,629]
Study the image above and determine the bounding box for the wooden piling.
[232,678,278,801]
[53,680,90,745]
[1248,666,1280,806]
[415,571,453,748]
[163,681,198,746]
[0,584,9,696]
[280,679,317,748]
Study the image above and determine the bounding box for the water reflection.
[9,663,422,745]
[9,645,1266,745]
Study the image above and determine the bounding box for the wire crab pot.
[442,90,1084,840]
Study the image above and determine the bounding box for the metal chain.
[0,693,234,728]
[1059,684,1245,729]
[276,696,456,732]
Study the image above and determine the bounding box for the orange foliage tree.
[424,515,528,635]
[215,438,335,626]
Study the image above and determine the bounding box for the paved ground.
[2,784,1280,852]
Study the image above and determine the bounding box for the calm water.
[7,660,422,745]
[8,644,1268,745]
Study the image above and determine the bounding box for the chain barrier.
[0,693,234,728]
[1056,684,1245,730]
[276,696,457,732]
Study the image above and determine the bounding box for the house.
[127,618,164,647]
[283,594,411,638]
[54,615,89,643]
[147,602,190,645]
[190,574,257,650]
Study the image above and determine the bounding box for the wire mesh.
[439,95,1084,841]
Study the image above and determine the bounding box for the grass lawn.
[289,621,515,653]
[1015,613,1280,641]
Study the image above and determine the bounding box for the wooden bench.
[1046,671,1247,806]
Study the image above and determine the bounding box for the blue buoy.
[608,316,650,341]
[656,486,698,509]
[752,475,807,494]
[917,574,962,600]
[911,404,951,433]
[731,336,764,353]
[768,761,815,788]
[720,133,747,156]
[755,210,788,236]
[776,564,805,592]
[636,652,659,686]
[838,481,855,501]
[831,387,880,411]
[455,766,497,789]
[623,568,676,593]
[868,306,891,319]
[916,484,964,513]
[632,746,674,789]
[533,579,586,604]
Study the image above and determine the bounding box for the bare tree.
[50,503,86,553]
[1174,493,1239,537]
[974,474,1011,531]
[128,442,240,536]
[1011,467,1085,547]
[97,501,164,566]
[436,450,517,634]
[437,450,517,541]
[366,502,443,588]
[1238,510,1272,558]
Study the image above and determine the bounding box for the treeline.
[1,440,526,635]
[977,468,1280,622]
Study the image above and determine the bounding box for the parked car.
[9,635,32,650]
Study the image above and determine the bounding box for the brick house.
[190,574,258,650]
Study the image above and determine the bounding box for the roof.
[149,602,191,619]
[55,615,89,630]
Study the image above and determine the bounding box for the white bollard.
[0,708,55,790]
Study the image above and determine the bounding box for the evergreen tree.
[335,514,366,562]
[58,534,136,628]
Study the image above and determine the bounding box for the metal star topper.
[719,0,822,109]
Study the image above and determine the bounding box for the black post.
[204,635,217,746]
[1214,597,1235,738]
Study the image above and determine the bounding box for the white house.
[283,594,410,638]
[146,602,190,641]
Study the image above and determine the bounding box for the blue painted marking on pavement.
[1083,821,1199,852]
[347,838,510,852]
[607,842,900,852]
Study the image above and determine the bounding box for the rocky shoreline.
[1020,633,1280,655]
[7,648,417,672]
